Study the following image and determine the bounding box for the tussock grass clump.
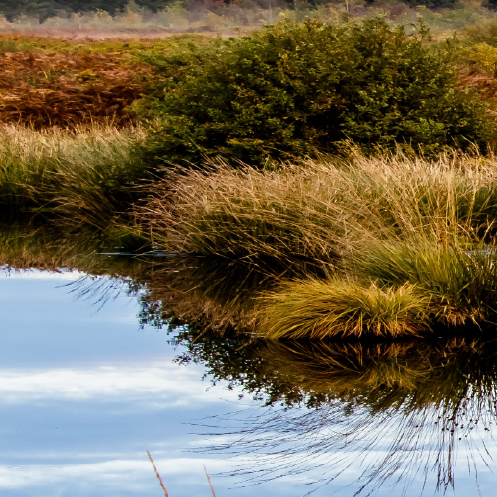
[0,124,145,228]
[139,161,345,264]
[354,239,497,326]
[260,280,429,339]
[139,149,497,337]
[140,150,497,263]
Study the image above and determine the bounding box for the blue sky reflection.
[1,269,496,497]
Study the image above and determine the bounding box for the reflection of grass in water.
[1,224,495,495]
[185,337,497,496]
[137,257,280,332]
[0,223,148,274]
[260,339,490,408]
[0,223,271,332]
[0,223,105,270]
[174,330,497,411]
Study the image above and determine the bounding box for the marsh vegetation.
[5,15,497,335]
[3,225,497,495]
[7,6,497,496]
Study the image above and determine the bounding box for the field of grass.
[0,33,210,128]
[0,124,146,235]
[1,14,497,131]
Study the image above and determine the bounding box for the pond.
[0,223,496,497]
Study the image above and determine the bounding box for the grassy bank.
[5,17,497,339]
[0,124,146,231]
[138,151,497,337]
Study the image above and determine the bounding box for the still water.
[1,231,497,496]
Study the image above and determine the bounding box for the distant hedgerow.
[139,17,494,166]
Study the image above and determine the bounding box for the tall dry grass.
[0,124,145,229]
[139,150,497,336]
[140,150,497,263]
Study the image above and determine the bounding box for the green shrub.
[139,17,493,167]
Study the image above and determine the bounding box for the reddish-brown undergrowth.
[0,41,153,128]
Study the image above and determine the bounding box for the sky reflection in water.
[0,269,496,497]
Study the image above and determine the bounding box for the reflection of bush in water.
[179,336,497,495]
[175,333,497,410]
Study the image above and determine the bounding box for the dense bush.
[139,17,494,167]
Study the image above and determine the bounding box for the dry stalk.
[204,464,217,497]
[147,451,169,497]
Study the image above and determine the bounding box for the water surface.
[1,226,497,496]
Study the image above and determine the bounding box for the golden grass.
[259,279,430,339]
[139,150,497,264]
[137,159,343,265]
[353,238,497,326]
[138,149,497,336]
[0,123,145,228]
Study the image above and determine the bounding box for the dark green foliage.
[405,0,457,8]
[0,0,178,20]
[139,18,494,167]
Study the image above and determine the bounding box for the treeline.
[0,1,160,21]
[3,0,495,23]
[0,0,270,22]
[0,0,176,21]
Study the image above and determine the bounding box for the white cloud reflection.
[0,268,83,280]
[0,365,240,405]
[0,457,234,488]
